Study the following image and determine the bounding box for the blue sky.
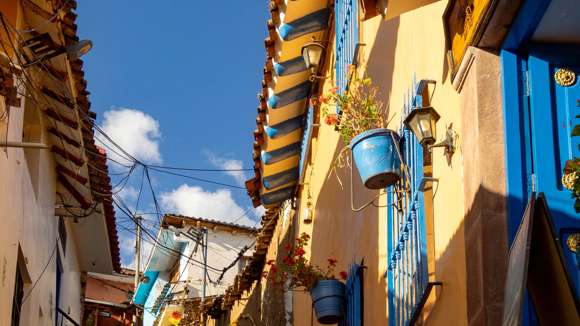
[76,1,269,267]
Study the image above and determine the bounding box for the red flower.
[283,256,295,266]
[329,86,339,94]
[294,248,306,257]
[339,271,348,280]
[284,243,293,251]
[327,258,338,267]
[325,114,338,125]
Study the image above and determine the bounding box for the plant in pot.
[563,122,580,212]
[318,73,401,189]
[263,233,348,324]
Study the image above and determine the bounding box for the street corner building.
[133,215,258,326]
[0,0,126,325]
[202,0,580,325]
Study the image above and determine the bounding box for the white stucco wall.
[0,95,83,326]
[168,226,255,299]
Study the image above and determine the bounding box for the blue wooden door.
[527,52,580,297]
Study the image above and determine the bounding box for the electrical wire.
[21,243,58,304]
[112,195,221,273]
[147,164,252,172]
[146,166,246,190]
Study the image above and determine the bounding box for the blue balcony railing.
[386,83,429,326]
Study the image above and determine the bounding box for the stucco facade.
[206,1,537,325]
[0,1,121,325]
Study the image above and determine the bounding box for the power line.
[147,166,246,190]
[147,164,252,172]
[112,196,221,273]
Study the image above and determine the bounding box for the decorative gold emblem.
[566,233,580,253]
[554,68,576,87]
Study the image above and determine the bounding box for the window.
[55,255,63,326]
[11,248,32,326]
[341,264,363,326]
[58,217,67,255]
[11,262,24,326]
[335,0,360,108]
[386,96,430,325]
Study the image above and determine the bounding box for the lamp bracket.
[428,124,456,154]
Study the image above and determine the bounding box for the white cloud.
[252,205,266,218]
[98,108,162,167]
[118,185,138,204]
[119,229,155,270]
[160,184,255,226]
[205,152,247,186]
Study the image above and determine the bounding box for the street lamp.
[301,40,326,81]
[403,106,440,146]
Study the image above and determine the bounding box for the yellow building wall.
[293,2,471,325]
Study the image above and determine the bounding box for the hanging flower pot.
[350,128,401,189]
[310,279,346,324]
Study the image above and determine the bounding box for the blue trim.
[267,81,312,109]
[500,50,532,242]
[262,168,299,190]
[501,0,551,51]
[274,56,307,76]
[298,106,314,181]
[278,8,330,41]
[343,264,363,326]
[335,0,359,113]
[134,271,159,305]
[265,115,304,139]
[261,142,301,165]
[260,185,295,206]
[386,83,428,326]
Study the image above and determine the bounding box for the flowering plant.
[562,122,580,212]
[263,232,347,290]
[318,73,387,145]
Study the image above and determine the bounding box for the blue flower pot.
[350,128,402,189]
[310,280,346,324]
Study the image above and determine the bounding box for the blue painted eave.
[261,142,302,165]
[267,81,311,109]
[278,8,331,41]
[265,115,305,139]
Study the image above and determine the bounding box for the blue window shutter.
[342,264,363,326]
[335,0,359,113]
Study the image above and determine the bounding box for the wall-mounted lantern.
[301,40,326,82]
[302,192,313,224]
[404,106,440,146]
[404,106,456,154]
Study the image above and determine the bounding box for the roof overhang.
[246,0,331,209]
